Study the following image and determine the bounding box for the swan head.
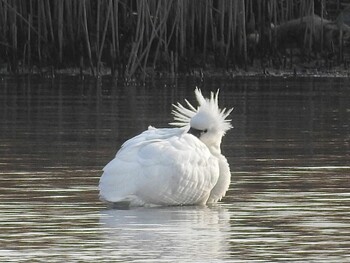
[170,88,233,154]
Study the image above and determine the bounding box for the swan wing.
[120,126,186,150]
[99,128,219,206]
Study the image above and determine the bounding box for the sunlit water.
[0,75,349,262]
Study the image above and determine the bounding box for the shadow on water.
[0,75,349,262]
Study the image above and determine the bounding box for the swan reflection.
[99,205,231,261]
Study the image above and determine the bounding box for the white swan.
[99,88,233,207]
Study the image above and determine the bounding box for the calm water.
[0,75,349,262]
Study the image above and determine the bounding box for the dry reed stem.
[0,0,345,77]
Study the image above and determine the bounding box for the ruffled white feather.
[99,87,233,207]
[170,87,233,134]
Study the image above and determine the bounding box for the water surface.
[0,76,349,262]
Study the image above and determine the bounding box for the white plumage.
[99,88,233,207]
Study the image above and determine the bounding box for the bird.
[99,87,233,207]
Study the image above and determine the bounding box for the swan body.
[99,88,233,206]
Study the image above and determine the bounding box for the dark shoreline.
[1,64,349,80]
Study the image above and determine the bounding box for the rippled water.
[0,75,349,262]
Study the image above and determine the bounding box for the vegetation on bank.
[0,0,349,79]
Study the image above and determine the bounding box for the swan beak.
[188,127,203,138]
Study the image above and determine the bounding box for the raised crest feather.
[170,87,233,134]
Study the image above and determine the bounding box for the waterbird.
[99,88,233,207]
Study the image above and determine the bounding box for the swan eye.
[203,129,208,133]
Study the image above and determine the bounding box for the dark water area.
[0,75,349,262]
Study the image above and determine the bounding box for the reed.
[0,0,346,77]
